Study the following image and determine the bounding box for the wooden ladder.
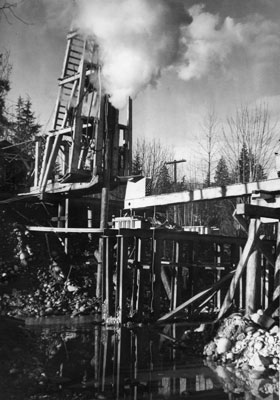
[38,31,100,191]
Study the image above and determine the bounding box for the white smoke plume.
[74,0,280,109]
[175,4,244,80]
[75,0,192,108]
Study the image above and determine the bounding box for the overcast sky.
[1,0,280,177]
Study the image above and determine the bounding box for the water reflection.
[30,321,279,400]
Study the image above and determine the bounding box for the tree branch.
[0,1,31,25]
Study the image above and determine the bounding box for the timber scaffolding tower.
[25,29,133,300]
[28,28,133,238]
[33,30,132,198]
[22,30,279,325]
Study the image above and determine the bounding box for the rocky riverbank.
[203,311,279,398]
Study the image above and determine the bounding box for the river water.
[20,318,279,400]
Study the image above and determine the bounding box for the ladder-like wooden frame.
[33,31,132,198]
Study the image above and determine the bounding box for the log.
[273,222,280,318]
[246,238,261,314]
[217,218,261,320]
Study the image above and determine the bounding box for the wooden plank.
[58,72,80,86]
[40,134,63,191]
[161,267,172,300]
[26,173,100,197]
[125,178,280,209]
[157,270,235,322]
[38,135,54,187]
[34,138,42,187]
[27,226,103,233]
[217,219,261,320]
[48,124,92,137]
[236,203,280,219]
[172,242,182,310]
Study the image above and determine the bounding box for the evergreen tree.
[153,164,172,194]
[237,143,250,183]
[12,96,41,156]
[223,103,276,183]
[214,156,231,186]
[132,150,142,175]
[0,78,9,126]
[0,51,12,132]
[236,143,266,183]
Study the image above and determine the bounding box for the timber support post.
[171,241,183,310]
[152,237,163,319]
[102,235,114,319]
[130,236,144,319]
[218,218,261,319]
[116,234,129,324]
[246,230,261,314]
[273,221,280,318]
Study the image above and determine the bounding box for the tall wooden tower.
[32,30,132,201]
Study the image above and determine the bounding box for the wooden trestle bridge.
[14,30,280,323]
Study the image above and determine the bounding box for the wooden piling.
[218,218,261,319]
[102,235,114,318]
[246,239,261,314]
[135,237,144,317]
[152,238,163,319]
[171,241,183,310]
[273,221,280,318]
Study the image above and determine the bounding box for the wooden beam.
[117,228,249,245]
[34,138,42,187]
[38,135,54,188]
[58,70,96,87]
[26,173,100,197]
[27,226,103,233]
[236,203,280,219]
[217,219,261,320]
[161,267,172,300]
[48,124,93,137]
[125,178,280,209]
[40,135,63,191]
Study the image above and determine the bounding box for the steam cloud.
[74,0,280,109]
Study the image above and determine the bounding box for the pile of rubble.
[0,222,100,319]
[203,310,280,372]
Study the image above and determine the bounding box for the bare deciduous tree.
[0,1,29,24]
[133,137,174,191]
[198,108,219,186]
[223,103,278,183]
[0,49,12,81]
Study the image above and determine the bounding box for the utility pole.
[165,159,186,184]
[165,159,186,224]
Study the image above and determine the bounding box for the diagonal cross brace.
[217,218,261,320]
